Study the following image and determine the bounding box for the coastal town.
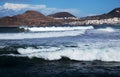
[67,17,120,25]
[49,8,120,26]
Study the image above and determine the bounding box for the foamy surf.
[0,30,86,39]
[97,27,115,32]
[0,26,120,62]
[16,46,120,62]
[0,26,118,40]
[20,26,94,32]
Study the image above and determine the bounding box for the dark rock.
[108,8,120,17]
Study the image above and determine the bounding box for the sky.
[0,0,120,17]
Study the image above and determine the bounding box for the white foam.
[17,46,61,54]
[17,47,120,62]
[0,30,86,39]
[20,26,94,32]
[0,46,6,48]
[97,27,115,32]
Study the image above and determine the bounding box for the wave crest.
[97,27,115,32]
[17,47,120,62]
[20,26,94,32]
[0,30,86,39]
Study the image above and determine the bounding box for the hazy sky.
[0,0,120,17]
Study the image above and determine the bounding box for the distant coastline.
[0,8,120,27]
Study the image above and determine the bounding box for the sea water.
[0,25,120,77]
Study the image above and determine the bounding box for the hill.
[48,12,76,18]
[81,8,120,20]
[0,10,61,26]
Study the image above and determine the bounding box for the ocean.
[0,25,120,77]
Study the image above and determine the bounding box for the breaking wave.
[0,26,95,39]
[15,46,120,62]
[0,26,118,40]
[0,30,86,39]
[20,26,94,32]
[0,26,120,62]
[97,27,115,32]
